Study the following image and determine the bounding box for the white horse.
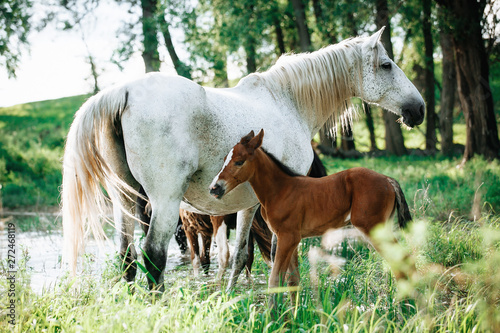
[62,27,425,290]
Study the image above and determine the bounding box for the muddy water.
[0,218,191,294]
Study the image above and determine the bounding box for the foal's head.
[209,129,264,199]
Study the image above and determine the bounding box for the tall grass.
[2,214,500,332]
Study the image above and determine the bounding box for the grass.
[0,95,89,208]
[2,215,500,332]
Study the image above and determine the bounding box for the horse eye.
[234,161,245,166]
[381,62,391,70]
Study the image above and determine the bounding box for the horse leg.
[200,232,212,274]
[246,232,255,279]
[226,204,259,291]
[142,197,184,290]
[136,186,150,235]
[212,216,230,280]
[268,233,300,307]
[271,233,277,263]
[286,248,300,304]
[175,218,188,255]
[109,188,138,283]
[184,223,202,276]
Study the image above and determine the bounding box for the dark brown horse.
[178,209,272,279]
[210,129,412,293]
[135,193,273,280]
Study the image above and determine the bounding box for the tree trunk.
[312,0,336,44]
[364,102,379,151]
[87,53,100,94]
[270,3,286,55]
[244,34,257,74]
[340,123,355,151]
[437,0,500,162]
[141,0,160,72]
[375,0,407,156]
[439,29,456,156]
[158,14,192,79]
[423,0,437,152]
[290,0,312,51]
[318,127,338,155]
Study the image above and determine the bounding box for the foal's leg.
[185,225,202,276]
[246,232,255,278]
[200,232,212,274]
[269,234,300,289]
[212,216,230,280]
[287,248,300,287]
[286,248,300,304]
[271,233,277,263]
[227,205,259,291]
[269,234,300,307]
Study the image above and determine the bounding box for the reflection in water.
[1,226,189,294]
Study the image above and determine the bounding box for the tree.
[343,1,377,151]
[438,14,456,156]
[158,2,191,79]
[290,0,311,51]
[422,0,436,152]
[141,0,161,72]
[0,0,32,77]
[311,0,337,44]
[112,0,191,77]
[436,0,500,162]
[268,1,286,55]
[375,0,407,156]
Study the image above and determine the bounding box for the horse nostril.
[419,104,425,118]
[210,183,225,198]
[210,184,219,193]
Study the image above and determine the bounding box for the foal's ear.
[247,129,264,152]
[240,130,255,145]
[366,26,385,49]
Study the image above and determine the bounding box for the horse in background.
[62,27,424,290]
[210,129,412,296]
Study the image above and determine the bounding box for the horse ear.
[247,129,264,152]
[240,130,255,145]
[366,26,385,49]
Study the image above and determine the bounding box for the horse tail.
[250,207,273,264]
[388,178,412,229]
[62,86,141,275]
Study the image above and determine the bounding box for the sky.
[0,0,181,107]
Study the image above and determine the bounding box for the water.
[0,220,189,293]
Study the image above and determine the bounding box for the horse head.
[209,130,264,199]
[359,27,425,128]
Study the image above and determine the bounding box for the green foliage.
[0,0,32,77]
[0,95,88,207]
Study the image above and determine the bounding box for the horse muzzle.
[401,100,425,128]
[210,183,226,199]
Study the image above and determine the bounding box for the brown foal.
[209,129,412,292]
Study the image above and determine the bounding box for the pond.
[0,213,191,293]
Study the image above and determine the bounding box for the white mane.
[259,37,371,135]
